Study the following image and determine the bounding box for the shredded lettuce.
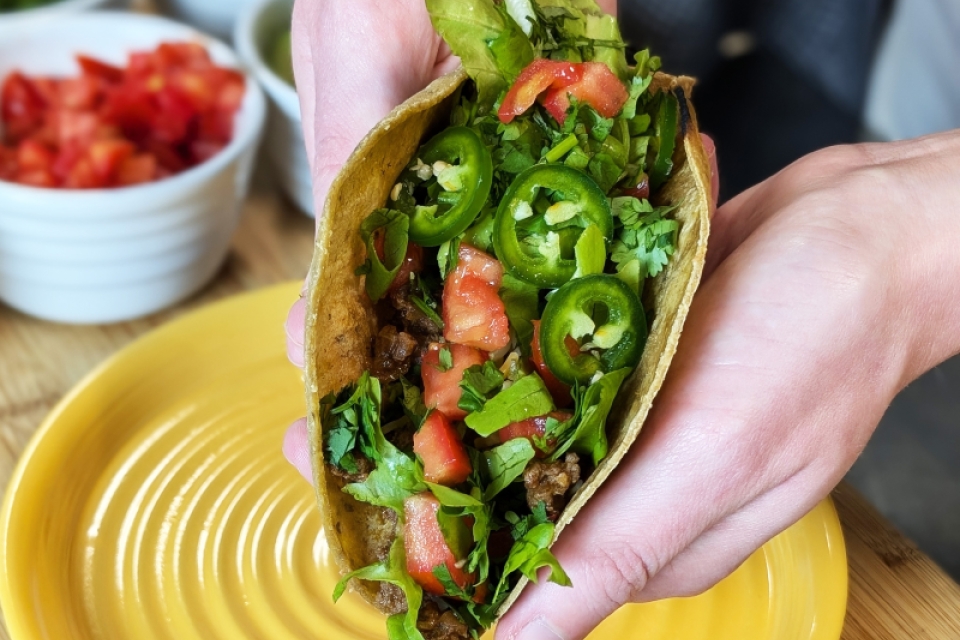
[483,438,537,500]
[426,0,533,110]
[334,536,425,640]
[549,367,630,465]
[465,373,556,436]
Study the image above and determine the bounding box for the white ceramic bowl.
[154,0,257,42]
[235,0,314,217]
[0,12,267,324]
[0,0,122,41]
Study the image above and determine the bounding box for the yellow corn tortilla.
[303,67,711,618]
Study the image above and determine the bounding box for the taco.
[303,1,711,639]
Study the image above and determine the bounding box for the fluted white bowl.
[235,0,313,217]
[0,12,267,324]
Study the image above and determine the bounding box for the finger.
[291,0,449,220]
[496,214,895,639]
[699,133,719,214]
[283,418,313,483]
[285,295,307,368]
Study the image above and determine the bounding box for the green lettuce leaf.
[483,438,537,500]
[359,209,409,302]
[333,536,424,640]
[500,273,540,356]
[427,483,493,582]
[426,0,533,110]
[458,361,506,414]
[465,373,556,436]
[493,522,570,602]
[550,368,629,465]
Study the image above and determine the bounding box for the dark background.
[618,0,960,581]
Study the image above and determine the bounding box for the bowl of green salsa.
[235,0,312,216]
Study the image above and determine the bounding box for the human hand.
[494,129,960,639]
[283,0,459,372]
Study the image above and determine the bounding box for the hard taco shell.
[304,68,711,618]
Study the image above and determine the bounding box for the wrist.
[880,130,960,384]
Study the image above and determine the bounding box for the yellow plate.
[0,282,847,640]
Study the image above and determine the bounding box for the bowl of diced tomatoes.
[0,12,266,324]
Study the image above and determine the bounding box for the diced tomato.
[1,41,244,189]
[541,61,629,124]
[215,71,246,112]
[116,152,157,186]
[2,73,47,143]
[422,343,488,420]
[498,59,582,124]
[443,244,510,352]
[620,173,650,200]
[530,320,574,408]
[404,493,475,596]
[56,110,100,147]
[16,139,55,172]
[63,156,100,189]
[87,139,135,183]
[76,55,125,83]
[57,76,101,111]
[16,168,56,188]
[0,145,17,180]
[413,410,473,486]
[496,411,573,456]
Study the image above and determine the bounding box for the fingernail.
[516,619,563,640]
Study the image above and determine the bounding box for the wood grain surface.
[1,179,958,639]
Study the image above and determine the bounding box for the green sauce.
[268,29,294,87]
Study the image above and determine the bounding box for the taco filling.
[314,1,705,639]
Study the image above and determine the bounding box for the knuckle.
[589,541,659,606]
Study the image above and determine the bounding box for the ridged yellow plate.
[0,281,847,640]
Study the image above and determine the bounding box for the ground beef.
[327,454,373,486]
[370,325,418,382]
[389,284,442,347]
[375,582,408,616]
[523,453,581,517]
[417,599,471,640]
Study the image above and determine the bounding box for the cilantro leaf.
[611,198,680,292]
[458,361,506,414]
[506,502,551,540]
[324,375,425,512]
[437,237,461,280]
[427,483,493,582]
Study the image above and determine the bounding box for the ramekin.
[0,12,267,324]
[235,0,314,217]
